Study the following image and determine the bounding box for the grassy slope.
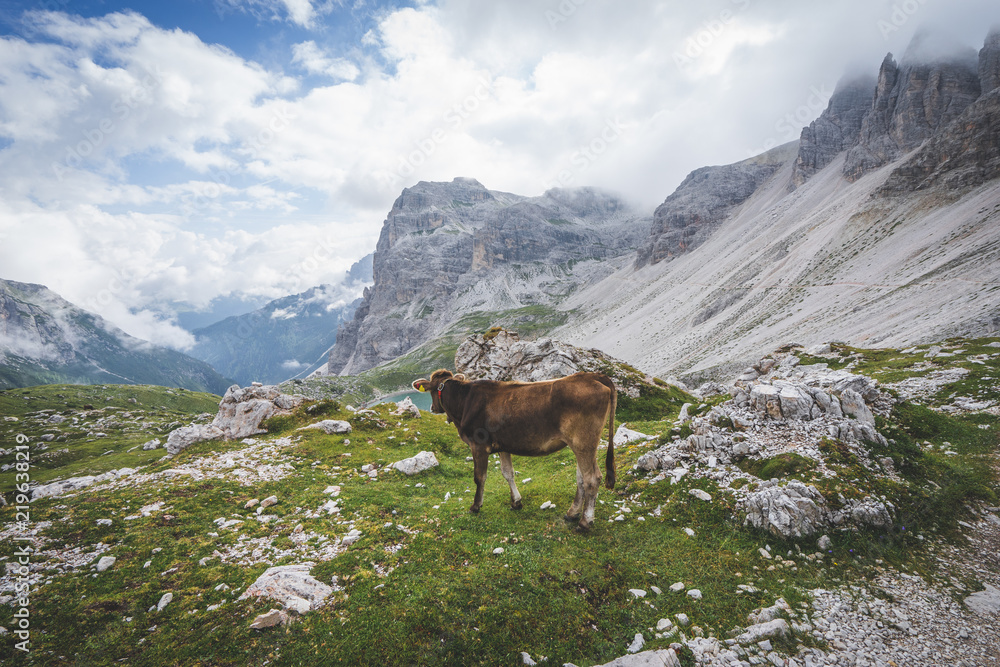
[1,340,997,666]
[0,384,221,488]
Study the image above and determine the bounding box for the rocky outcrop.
[455,329,617,382]
[878,87,1000,193]
[453,329,660,402]
[739,480,892,538]
[165,383,305,455]
[980,27,1000,94]
[844,35,982,181]
[634,146,789,268]
[792,75,876,187]
[327,178,647,375]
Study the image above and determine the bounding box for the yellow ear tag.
[417,386,426,392]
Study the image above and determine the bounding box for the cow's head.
[412,369,465,414]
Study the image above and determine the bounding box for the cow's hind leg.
[575,452,601,532]
[498,452,522,510]
[565,464,585,522]
[470,449,489,514]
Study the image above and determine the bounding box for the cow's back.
[466,373,614,456]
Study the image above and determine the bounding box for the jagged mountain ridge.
[327,178,649,376]
[0,279,233,393]
[187,255,372,385]
[557,28,1000,378]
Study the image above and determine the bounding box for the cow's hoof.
[469,505,480,514]
[574,521,592,533]
[563,513,579,523]
[511,500,523,510]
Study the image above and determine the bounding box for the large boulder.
[165,424,225,455]
[165,383,305,456]
[238,563,333,615]
[740,481,828,538]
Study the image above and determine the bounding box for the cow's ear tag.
[417,385,426,392]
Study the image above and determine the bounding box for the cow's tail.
[604,377,617,490]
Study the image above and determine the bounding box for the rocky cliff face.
[979,27,1000,95]
[791,75,876,187]
[634,144,793,269]
[843,35,982,181]
[327,178,648,375]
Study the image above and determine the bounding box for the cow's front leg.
[498,452,522,510]
[565,464,584,522]
[470,448,489,513]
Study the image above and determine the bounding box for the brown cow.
[411,369,617,531]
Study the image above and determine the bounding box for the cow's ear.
[454,373,466,381]
[412,378,431,392]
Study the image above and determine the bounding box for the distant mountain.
[325,179,650,376]
[188,256,372,385]
[325,29,1000,384]
[0,279,232,393]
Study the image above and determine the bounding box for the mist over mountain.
[327,28,1000,382]
[187,255,373,385]
[0,279,232,393]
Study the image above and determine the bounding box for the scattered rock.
[818,534,832,551]
[686,589,702,600]
[96,556,116,572]
[629,589,647,599]
[540,500,556,510]
[965,584,1000,615]
[142,438,161,451]
[341,529,362,547]
[393,397,421,418]
[493,547,504,555]
[238,563,333,615]
[594,649,681,667]
[626,633,645,653]
[675,613,690,626]
[156,592,173,612]
[249,608,289,630]
[688,489,712,502]
[260,495,278,509]
[669,582,685,592]
[298,420,352,435]
[615,424,654,446]
[391,451,440,475]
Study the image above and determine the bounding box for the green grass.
[0,384,221,489]
[3,337,1000,666]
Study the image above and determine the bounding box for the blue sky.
[0,0,997,348]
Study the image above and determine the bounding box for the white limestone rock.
[298,420,352,435]
[391,451,440,476]
[238,563,333,615]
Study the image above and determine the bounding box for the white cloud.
[292,41,360,80]
[217,0,327,28]
[1,0,998,351]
